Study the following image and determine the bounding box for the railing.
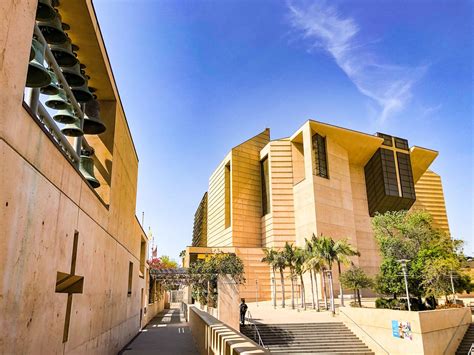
[469,343,474,355]
[26,23,91,168]
[339,308,389,355]
[246,310,266,350]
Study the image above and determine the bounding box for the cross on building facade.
[55,231,84,343]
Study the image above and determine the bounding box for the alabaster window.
[260,156,270,216]
[127,262,133,296]
[225,162,231,228]
[312,133,329,179]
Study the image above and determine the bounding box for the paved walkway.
[119,308,198,355]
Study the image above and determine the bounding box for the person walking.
[239,299,248,325]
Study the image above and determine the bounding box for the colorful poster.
[391,320,413,340]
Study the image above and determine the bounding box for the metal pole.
[450,271,456,301]
[402,264,411,311]
[255,278,258,307]
[327,270,335,314]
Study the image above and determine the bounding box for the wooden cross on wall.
[55,231,84,343]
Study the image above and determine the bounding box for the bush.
[376,297,429,311]
[436,303,464,309]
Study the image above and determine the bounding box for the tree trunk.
[280,268,285,308]
[300,274,306,310]
[313,269,320,311]
[328,270,335,313]
[290,273,295,310]
[321,271,328,309]
[272,268,277,309]
[357,289,362,307]
[338,261,344,307]
[309,269,316,309]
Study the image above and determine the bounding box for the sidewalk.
[119,308,198,355]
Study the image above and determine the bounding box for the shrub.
[436,303,464,309]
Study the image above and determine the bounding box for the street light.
[325,270,335,314]
[397,259,411,311]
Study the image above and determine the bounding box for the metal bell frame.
[25,22,103,190]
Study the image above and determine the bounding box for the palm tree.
[311,234,329,310]
[294,247,307,310]
[283,242,298,309]
[333,239,360,306]
[261,247,278,309]
[274,250,287,308]
[313,235,337,312]
[304,238,322,311]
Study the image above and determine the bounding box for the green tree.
[261,247,278,309]
[187,253,245,307]
[160,255,179,269]
[340,267,373,307]
[313,235,338,312]
[373,210,470,303]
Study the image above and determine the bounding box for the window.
[260,156,270,215]
[225,162,231,228]
[312,133,329,178]
[377,133,393,147]
[394,137,409,150]
[139,239,146,276]
[127,262,133,296]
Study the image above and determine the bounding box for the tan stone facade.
[0,1,162,354]
[186,121,450,302]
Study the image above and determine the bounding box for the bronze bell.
[50,39,78,67]
[61,118,84,137]
[71,81,94,103]
[79,153,100,188]
[83,100,106,135]
[61,63,86,87]
[53,105,77,124]
[45,88,70,110]
[36,0,56,21]
[26,38,51,88]
[40,69,60,95]
[37,11,68,44]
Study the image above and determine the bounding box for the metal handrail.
[245,310,267,350]
[468,343,474,355]
[338,308,389,355]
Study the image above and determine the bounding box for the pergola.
[149,268,190,287]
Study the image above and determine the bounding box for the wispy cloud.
[287,0,427,122]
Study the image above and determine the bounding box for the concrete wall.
[0,0,161,354]
[340,307,471,355]
[186,305,268,355]
[217,275,240,330]
[231,129,270,247]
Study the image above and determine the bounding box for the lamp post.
[325,270,335,314]
[397,259,411,311]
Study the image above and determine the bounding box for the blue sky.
[93,0,473,260]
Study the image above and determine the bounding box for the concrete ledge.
[185,304,268,354]
[340,306,471,355]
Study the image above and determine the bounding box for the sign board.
[391,320,413,340]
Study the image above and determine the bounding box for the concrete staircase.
[241,322,374,354]
[456,323,474,355]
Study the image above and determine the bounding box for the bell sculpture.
[79,150,100,188]
[83,100,106,135]
[61,118,84,137]
[40,69,60,95]
[26,38,51,88]
[61,63,86,87]
[45,88,70,110]
[53,105,78,124]
[36,0,56,21]
[37,11,68,44]
[50,39,78,67]
[71,80,94,103]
